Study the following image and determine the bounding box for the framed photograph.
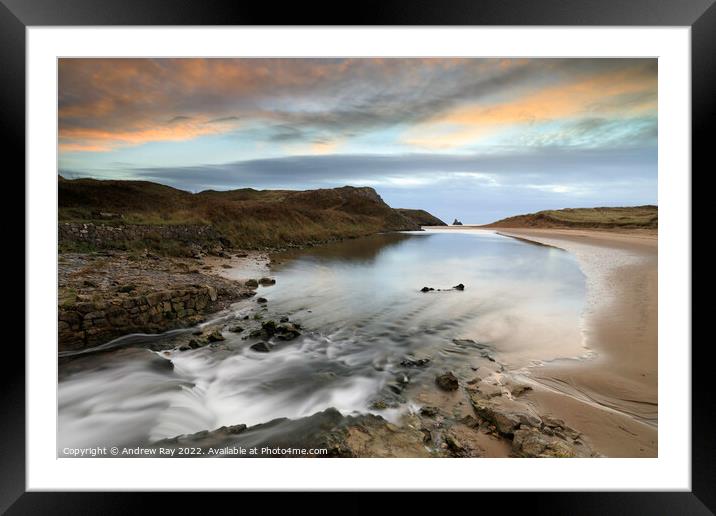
[6,0,710,511]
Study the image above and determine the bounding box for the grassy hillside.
[395,209,447,227]
[58,176,440,250]
[485,206,658,230]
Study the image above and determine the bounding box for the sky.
[58,58,657,224]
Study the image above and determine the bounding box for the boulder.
[261,320,277,336]
[460,415,481,429]
[468,394,542,436]
[444,434,466,457]
[275,323,301,341]
[206,329,225,342]
[435,371,459,391]
[256,297,268,304]
[419,406,440,418]
[245,279,259,288]
[511,426,588,458]
[453,283,465,291]
[188,338,208,349]
[400,356,430,367]
[420,287,434,293]
[258,277,276,286]
[542,415,566,429]
[250,341,271,353]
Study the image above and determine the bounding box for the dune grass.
[487,205,657,229]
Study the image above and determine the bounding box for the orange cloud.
[309,140,341,155]
[58,142,114,153]
[403,65,657,149]
[59,118,239,153]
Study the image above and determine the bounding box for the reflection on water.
[269,230,586,367]
[58,230,586,452]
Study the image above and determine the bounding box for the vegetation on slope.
[59,176,441,250]
[485,206,658,230]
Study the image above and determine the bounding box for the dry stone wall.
[59,222,224,249]
[59,285,221,351]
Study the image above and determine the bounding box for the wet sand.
[487,228,658,457]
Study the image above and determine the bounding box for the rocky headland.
[59,176,446,253]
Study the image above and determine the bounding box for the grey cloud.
[268,59,655,136]
[128,147,656,192]
[167,115,192,124]
[207,116,240,124]
[266,124,309,142]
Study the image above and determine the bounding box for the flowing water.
[58,229,588,453]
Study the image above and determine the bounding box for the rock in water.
[258,277,276,286]
[274,323,301,341]
[188,338,208,349]
[250,341,271,352]
[206,329,225,342]
[400,356,430,367]
[420,286,435,292]
[452,219,463,226]
[453,283,465,291]
[435,371,459,391]
[261,320,277,336]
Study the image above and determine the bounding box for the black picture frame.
[4,0,710,512]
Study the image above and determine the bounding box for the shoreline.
[486,227,658,457]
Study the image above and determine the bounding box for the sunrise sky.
[58,58,657,223]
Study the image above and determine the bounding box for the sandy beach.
[487,228,658,457]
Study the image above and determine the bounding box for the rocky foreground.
[145,383,597,458]
[71,308,597,458]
